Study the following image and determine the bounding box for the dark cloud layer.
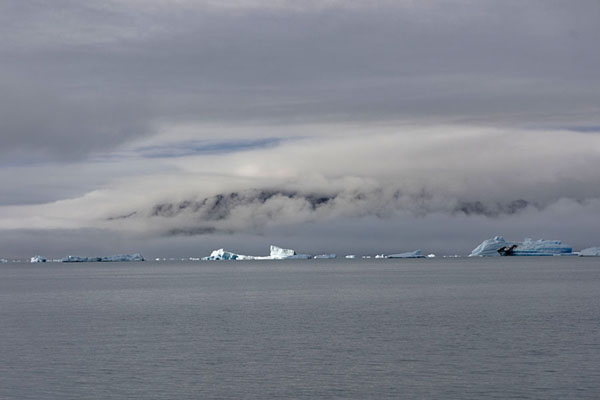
[2,1,599,159]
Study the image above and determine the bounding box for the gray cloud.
[2,0,599,159]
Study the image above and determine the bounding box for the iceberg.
[201,249,256,261]
[387,250,426,259]
[345,255,356,259]
[268,245,312,260]
[30,255,47,263]
[62,253,144,262]
[469,236,572,256]
[0,258,7,263]
[313,254,337,259]
[202,245,312,261]
[579,247,600,257]
[426,254,436,258]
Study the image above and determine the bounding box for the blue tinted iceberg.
[579,247,600,257]
[470,236,572,256]
[387,250,426,258]
[30,255,47,263]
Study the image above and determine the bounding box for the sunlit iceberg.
[268,245,312,259]
[426,254,436,258]
[202,245,312,261]
[387,250,426,258]
[579,247,600,257]
[62,253,145,262]
[314,254,337,259]
[345,255,356,259]
[469,236,572,256]
[201,249,256,261]
[30,255,47,263]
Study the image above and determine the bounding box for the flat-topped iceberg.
[269,245,312,260]
[314,254,337,259]
[62,253,144,262]
[387,250,426,258]
[579,247,600,257]
[345,255,356,259]
[30,255,47,263]
[469,236,572,256]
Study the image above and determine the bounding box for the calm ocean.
[1,258,599,399]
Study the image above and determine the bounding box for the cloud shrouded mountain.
[1,1,600,257]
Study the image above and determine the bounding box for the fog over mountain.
[1,1,599,258]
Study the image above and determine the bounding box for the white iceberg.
[0,258,8,263]
[202,245,312,261]
[314,254,337,259]
[268,245,312,260]
[101,253,144,262]
[374,254,386,259]
[62,253,144,262]
[201,249,256,261]
[469,236,572,256]
[345,255,356,259]
[579,247,600,257]
[387,250,426,259]
[426,254,436,258]
[30,255,47,263]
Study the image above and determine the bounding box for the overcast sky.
[1,0,600,259]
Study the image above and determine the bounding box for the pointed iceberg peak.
[30,255,47,263]
[201,249,256,260]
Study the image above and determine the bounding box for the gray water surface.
[1,258,599,399]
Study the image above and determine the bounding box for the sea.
[1,257,599,399]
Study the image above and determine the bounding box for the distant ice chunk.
[374,254,386,259]
[345,255,356,259]
[30,255,47,263]
[426,254,436,258]
[62,253,144,262]
[0,258,8,263]
[314,254,336,259]
[387,250,425,259]
[470,236,572,256]
[62,256,102,262]
[100,253,144,262]
[579,247,600,257]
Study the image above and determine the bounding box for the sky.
[1,0,600,259]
